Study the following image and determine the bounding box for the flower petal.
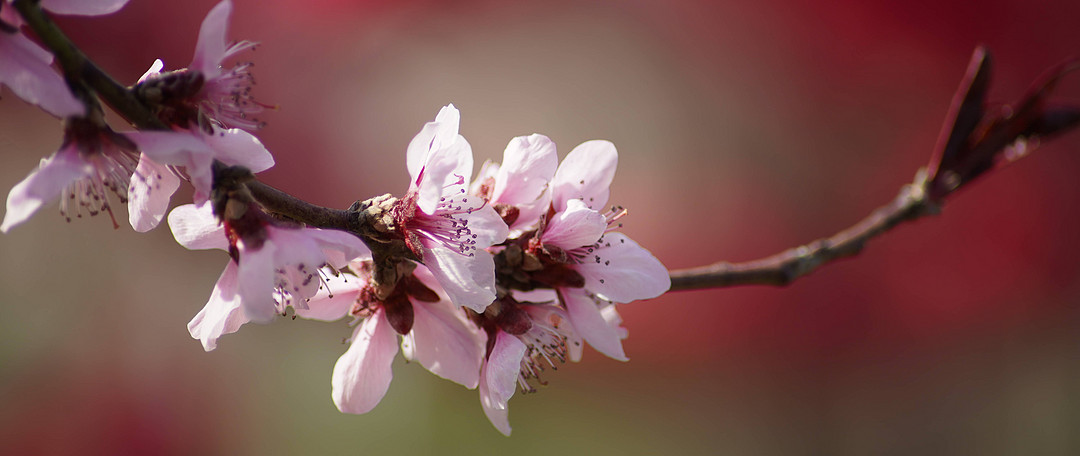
[332,309,399,414]
[493,134,558,229]
[415,135,472,215]
[550,140,617,212]
[540,198,606,251]
[294,271,362,321]
[406,104,461,185]
[302,228,371,269]
[137,59,164,83]
[560,288,627,361]
[187,261,248,351]
[479,331,527,436]
[202,128,275,173]
[421,246,496,313]
[190,0,232,78]
[236,240,278,323]
[128,154,181,232]
[167,202,227,250]
[407,299,484,388]
[575,232,670,302]
[40,0,129,16]
[0,33,84,118]
[2,150,89,233]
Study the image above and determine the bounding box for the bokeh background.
[2,0,1079,454]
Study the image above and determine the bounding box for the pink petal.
[460,203,509,248]
[332,309,399,414]
[405,300,484,388]
[421,246,496,312]
[128,154,181,232]
[2,150,89,233]
[561,288,628,361]
[236,241,278,323]
[190,0,232,78]
[294,271,362,321]
[137,59,164,83]
[551,140,617,212]
[166,202,227,250]
[493,134,558,229]
[202,128,275,173]
[0,33,84,118]
[303,228,371,269]
[406,104,461,185]
[40,0,129,16]
[124,130,211,166]
[469,160,499,195]
[479,332,527,436]
[540,198,606,251]
[187,261,248,351]
[575,232,670,303]
[415,137,472,215]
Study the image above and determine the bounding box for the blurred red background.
[1,0,1078,454]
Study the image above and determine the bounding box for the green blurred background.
[2,0,1080,454]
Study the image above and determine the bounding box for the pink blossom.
[137,0,268,131]
[530,140,669,360]
[303,261,485,414]
[37,0,129,16]
[2,120,139,232]
[471,133,559,233]
[168,202,370,350]
[392,104,509,313]
[124,127,274,231]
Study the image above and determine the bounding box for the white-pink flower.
[531,140,669,361]
[137,0,268,131]
[471,133,559,234]
[392,104,509,313]
[302,261,485,414]
[168,201,370,350]
[2,120,140,232]
[124,127,274,231]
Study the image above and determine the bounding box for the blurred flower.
[135,0,269,131]
[392,104,508,312]
[2,118,139,232]
[168,201,370,350]
[302,261,484,414]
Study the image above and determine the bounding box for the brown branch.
[668,173,935,291]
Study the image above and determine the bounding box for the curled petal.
[167,202,227,251]
[190,0,232,78]
[0,33,84,118]
[202,128,275,173]
[561,288,627,361]
[407,104,462,184]
[138,59,164,83]
[551,140,617,212]
[541,198,606,251]
[479,332,528,436]
[2,150,89,233]
[128,155,181,232]
[187,261,247,351]
[493,134,558,229]
[302,229,371,269]
[332,310,399,414]
[576,232,670,303]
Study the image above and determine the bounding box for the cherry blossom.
[392,104,509,313]
[136,0,268,131]
[529,141,669,361]
[2,119,140,232]
[302,261,485,414]
[168,201,370,350]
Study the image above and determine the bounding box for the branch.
[669,47,1079,292]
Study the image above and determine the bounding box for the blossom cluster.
[0,0,669,435]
